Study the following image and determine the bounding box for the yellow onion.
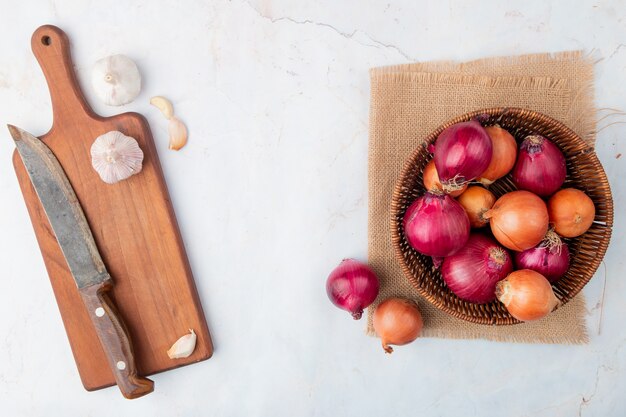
[496,269,559,321]
[548,188,595,238]
[423,159,467,197]
[457,186,496,228]
[478,125,518,185]
[372,298,423,354]
[483,191,548,251]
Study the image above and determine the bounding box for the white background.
[1,0,625,416]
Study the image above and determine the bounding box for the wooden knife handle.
[80,282,154,399]
[31,25,96,129]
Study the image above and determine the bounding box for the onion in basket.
[423,159,467,197]
[403,191,470,257]
[442,234,513,303]
[483,191,548,251]
[477,125,518,185]
[512,135,566,197]
[433,120,492,193]
[496,269,559,321]
[514,229,570,282]
[548,188,596,238]
[457,186,496,228]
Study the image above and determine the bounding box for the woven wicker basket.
[391,108,613,325]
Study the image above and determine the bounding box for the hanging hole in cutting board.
[41,35,51,46]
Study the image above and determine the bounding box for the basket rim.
[390,107,614,325]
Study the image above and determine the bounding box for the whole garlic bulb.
[91,131,144,184]
[91,55,141,106]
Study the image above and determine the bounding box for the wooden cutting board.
[12,25,213,391]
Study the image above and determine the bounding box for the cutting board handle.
[31,25,95,129]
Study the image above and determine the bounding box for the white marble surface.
[0,0,625,415]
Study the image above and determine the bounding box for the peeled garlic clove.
[168,116,188,150]
[91,131,144,184]
[167,329,197,359]
[92,54,141,106]
[150,96,174,120]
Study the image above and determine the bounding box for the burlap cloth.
[366,51,595,344]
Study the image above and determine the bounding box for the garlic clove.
[168,117,188,151]
[149,95,188,151]
[167,329,197,359]
[150,96,175,120]
[92,55,141,106]
[91,131,144,184]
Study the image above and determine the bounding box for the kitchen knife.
[9,124,154,399]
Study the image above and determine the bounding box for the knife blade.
[9,124,154,399]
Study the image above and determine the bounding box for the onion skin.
[423,159,467,197]
[514,230,570,282]
[512,135,566,197]
[431,256,444,269]
[403,192,470,257]
[478,126,518,185]
[457,186,496,228]
[548,188,595,238]
[442,234,513,303]
[372,298,423,354]
[484,191,549,251]
[496,269,559,321]
[434,120,492,192]
[326,259,380,320]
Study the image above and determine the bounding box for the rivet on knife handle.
[8,125,153,398]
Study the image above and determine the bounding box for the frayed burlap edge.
[371,51,597,145]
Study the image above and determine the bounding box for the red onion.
[403,192,470,257]
[512,135,566,197]
[326,259,380,319]
[434,120,492,193]
[514,230,570,282]
[441,234,513,303]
